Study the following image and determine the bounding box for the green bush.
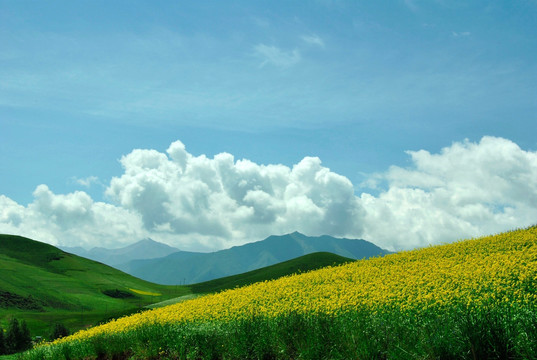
[0,326,6,355]
[50,323,70,341]
[5,317,32,354]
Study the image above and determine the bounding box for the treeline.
[0,319,71,355]
[0,318,32,355]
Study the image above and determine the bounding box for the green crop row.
[21,302,537,360]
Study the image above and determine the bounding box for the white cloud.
[1,136,535,252]
[105,141,363,249]
[72,176,100,188]
[359,136,537,250]
[0,186,146,249]
[253,44,301,68]
[301,35,325,48]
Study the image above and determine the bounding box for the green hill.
[0,234,188,336]
[0,235,353,339]
[189,252,354,294]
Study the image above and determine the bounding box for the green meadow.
[0,234,188,336]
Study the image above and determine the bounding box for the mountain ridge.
[119,232,391,284]
[61,238,180,267]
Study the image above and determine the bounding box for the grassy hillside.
[0,234,188,336]
[25,226,537,359]
[189,252,353,294]
[0,235,351,340]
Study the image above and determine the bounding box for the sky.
[1,0,536,252]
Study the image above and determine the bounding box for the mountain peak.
[133,238,159,246]
[63,238,180,267]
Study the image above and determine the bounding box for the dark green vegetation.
[0,292,44,311]
[121,232,389,284]
[0,234,187,337]
[0,318,32,355]
[49,323,70,341]
[189,252,353,294]
[22,304,537,360]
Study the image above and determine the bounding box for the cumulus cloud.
[360,136,537,250]
[0,186,145,249]
[1,136,535,252]
[254,44,301,68]
[104,141,364,250]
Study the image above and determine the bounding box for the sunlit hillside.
[26,226,537,359]
[0,235,188,336]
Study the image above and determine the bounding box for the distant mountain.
[119,232,391,285]
[61,238,180,267]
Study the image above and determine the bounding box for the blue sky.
[1,1,536,251]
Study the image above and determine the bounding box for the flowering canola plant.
[55,226,537,345]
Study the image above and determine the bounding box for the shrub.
[5,318,32,354]
[50,323,70,341]
[0,326,5,355]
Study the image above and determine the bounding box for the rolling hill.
[119,232,390,284]
[0,234,187,336]
[188,251,354,294]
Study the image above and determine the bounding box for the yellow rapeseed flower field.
[55,226,537,345]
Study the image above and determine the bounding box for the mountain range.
[113,232,390,285]
[60,238,180,268]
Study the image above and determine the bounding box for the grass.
[21,304,537,359]
[0,234,187,336]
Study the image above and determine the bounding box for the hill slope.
[189,251,354,294]
[147,252,354,309]
[37,226,537,360]
[120,232,389,284]
[0,234,187,335]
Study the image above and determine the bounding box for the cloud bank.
[1,136,536,251]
